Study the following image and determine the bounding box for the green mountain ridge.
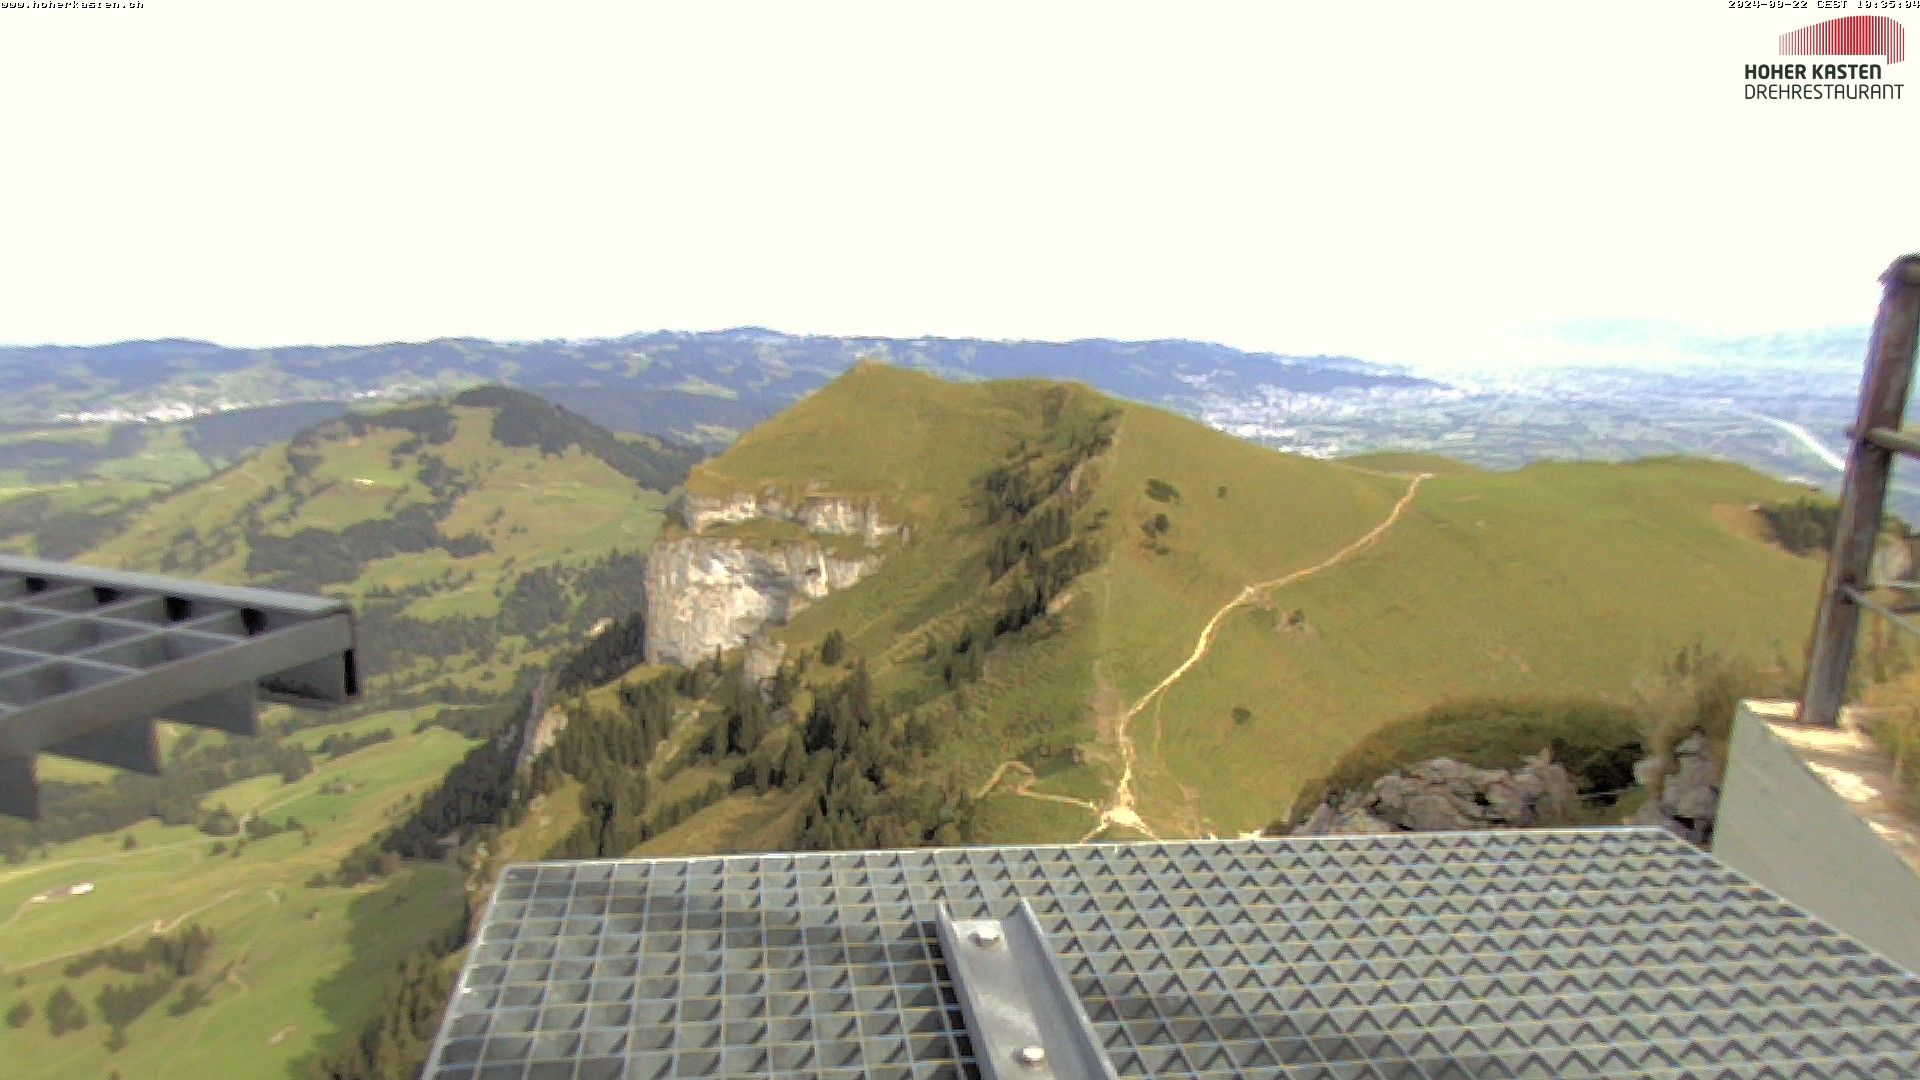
[513,362,1825,865]
[68,385,686,591]
[0,330,1428,445]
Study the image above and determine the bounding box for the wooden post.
[1801,255,1920,726]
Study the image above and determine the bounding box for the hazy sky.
[1,1,1915,367]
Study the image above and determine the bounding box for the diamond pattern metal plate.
[425,827,1920,1080]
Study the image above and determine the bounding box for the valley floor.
[0,713,476,1079]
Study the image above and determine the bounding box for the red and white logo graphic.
[1779,16,1904,64]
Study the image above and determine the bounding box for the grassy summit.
[683,361,1064,527]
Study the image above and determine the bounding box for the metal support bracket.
[936,900,1119,1080]
[0,555,360,818]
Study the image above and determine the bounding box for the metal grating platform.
[425,828,1920,1080]
[0,554,358,818]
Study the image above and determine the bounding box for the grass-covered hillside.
[0,402,363,558]
[534,362,1822,862]
[81,386,688,596]
[0,387,697,1080]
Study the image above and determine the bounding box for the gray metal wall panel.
[1715,703,1920,976]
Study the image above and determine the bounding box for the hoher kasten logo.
[1780,15,1903,64]
[1745,15,1905,100]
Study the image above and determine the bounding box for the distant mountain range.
[0,325,1889,515]
[0,330,1435,448]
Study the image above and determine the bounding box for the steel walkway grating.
[424,828,1920,1079]
[0,554,358,818]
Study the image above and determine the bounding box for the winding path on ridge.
[1078,473,1432,842]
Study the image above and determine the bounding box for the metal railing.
[1801,254,1920,727]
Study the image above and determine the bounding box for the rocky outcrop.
[680,491,902,546]
[643,537,879,666]
[646,487,900,667]
[1628,730,1721,844]
[516,701,570,775]
[744,638,788,694]
[1293,751,1577,836]
[513,675,563,775]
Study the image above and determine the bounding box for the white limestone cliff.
[642,491,896,667]
[679,492,900,546]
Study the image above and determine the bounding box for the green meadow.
[0,718,475,1079]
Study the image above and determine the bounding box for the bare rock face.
[1293,750,1577,836]
[1296,802,1397,836]
[680,492,902,546]
[516,701,570,774]
[743,639,788,697]
[681,492,762,531]
[1628,730,1721,844]
[512,677,563,775]
[1401,790,1473,833]
[1664,733,1721,820]
[643,537,878,667]
[1632,755,1666,789]
[644,487,901,667]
